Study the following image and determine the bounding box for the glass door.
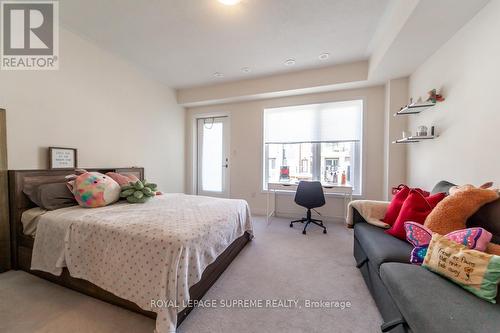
[197,117,230,198]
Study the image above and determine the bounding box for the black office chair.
[290,181,327,235]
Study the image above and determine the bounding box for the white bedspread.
[31,194,253,333]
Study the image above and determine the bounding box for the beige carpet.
[0,216,382,333]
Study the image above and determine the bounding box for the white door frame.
[193,114,231,198]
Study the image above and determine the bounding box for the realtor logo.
[1,1,59,70]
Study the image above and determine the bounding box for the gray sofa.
[353,181,500,333]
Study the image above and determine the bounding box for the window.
[263,100,363,195]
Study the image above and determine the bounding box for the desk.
[266,182,353,223]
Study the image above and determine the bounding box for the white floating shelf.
[392,135,436,144]
[394,101,436,116]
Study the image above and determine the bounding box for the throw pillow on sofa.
[383,185,430,226]
[404,221,492,264]
[385,190,445,240]
[423,234,500,303]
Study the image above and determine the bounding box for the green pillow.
[422,234,500,303]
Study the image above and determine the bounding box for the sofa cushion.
[380,262,500,333]
[354,223,413,270]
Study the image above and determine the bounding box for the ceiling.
[60,0,391,88]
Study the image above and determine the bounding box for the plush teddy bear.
[66,170,121,208]
[424,182,500,255]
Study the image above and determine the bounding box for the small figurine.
[426,89,445,103]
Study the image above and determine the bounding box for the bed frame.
[8,168,251,326]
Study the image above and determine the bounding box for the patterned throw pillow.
[404,222,492,264]
[422,234,500,303]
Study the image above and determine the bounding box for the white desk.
[266,182,353,223]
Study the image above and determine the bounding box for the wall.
[408,0,500,190]
[0,28,185,192]
[0,109,9,271]
[186,86,386,220]
[383,77,408,200]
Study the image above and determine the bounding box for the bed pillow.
[385,191,445,240]
[23,182,77,210]
[67,172,120,208]
[422,234,500,303]
[105,172,140,186]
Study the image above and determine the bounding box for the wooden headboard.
[7,167,144,270]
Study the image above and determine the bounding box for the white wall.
[0,28,185,192]
[383,77,408,200]
[186,86,386,220]
[408,0,500,190]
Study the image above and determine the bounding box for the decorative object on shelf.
[416,126,428,137]
[426,89,445,104]
[49,147,77,169]
[120,180,158,203]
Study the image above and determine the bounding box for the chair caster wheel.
[302,230,306,235]
[323,229,327,234]
[289,223,293,228]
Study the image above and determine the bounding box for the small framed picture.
[48,147,77,169]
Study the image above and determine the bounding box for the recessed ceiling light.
[218,0,241,5]
[284,58,296,66]
[319,53,330,61]
[241,67,251,73]
[213,72,224,78]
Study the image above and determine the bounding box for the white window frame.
[261,98,365,197]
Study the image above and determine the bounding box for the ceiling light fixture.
[218,0,241,5]
[241,67,251,73]
[319,53,330,60]
[213,72,224,78]
[284,58,296,66]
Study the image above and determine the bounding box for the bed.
[8,168,253,332]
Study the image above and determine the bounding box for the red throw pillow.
[383,185,431,226]
[386,190,445,240]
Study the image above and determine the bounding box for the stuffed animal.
[424,182,500,255]
[67,170,121,208]
[120,180,158,203]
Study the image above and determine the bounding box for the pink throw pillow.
[105,172,140,186]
